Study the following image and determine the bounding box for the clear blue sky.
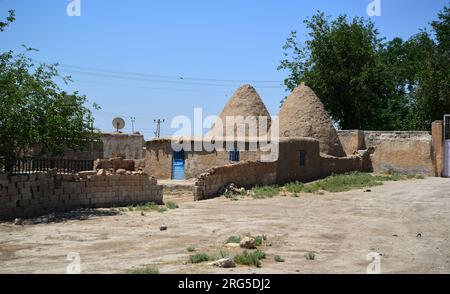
[1,0,448,138]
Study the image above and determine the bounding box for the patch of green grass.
[165,201,178,210]
[226,235,241,244]
[282,172,424,194]
[128,267,159,274]
[304,251,316,260]
[254,249,266,260]
[234,250,266,267]
[252,235,265,246]
[189,253,210,264]
[274,255,285,262]
[186,245,195,252]
[210,250,230,260]
[251,185,280,198]
[285,181,305,193]
[128,202,167,213]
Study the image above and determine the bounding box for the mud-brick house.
[144,85,276,179]
[144,83,366,184]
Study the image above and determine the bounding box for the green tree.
[0,12,99,173]
[0,10,14,32]
[413,5,450,129]
[279,6,450,131]
[278,12,390,130]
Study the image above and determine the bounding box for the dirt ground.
[1,177,449,274]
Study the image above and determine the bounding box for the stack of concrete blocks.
[0,172,163,220]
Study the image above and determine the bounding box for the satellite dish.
[112,117,125,132]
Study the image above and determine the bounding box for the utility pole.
[154,119,165,138]
[130,117,136,133]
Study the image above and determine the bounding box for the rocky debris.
[225,243,240,248]
[116,169,127,175]
[134,170,146,175]
[14,218,24,226]
[160,225,167,231]
[209,258,236,268]
[94,157,135,172]
[96,169,107,176]
[226,183,246,195]
[79,171,96,179]
[220,183,246,196]
[240,236,256,249]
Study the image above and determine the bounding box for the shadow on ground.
[20,208,122,225]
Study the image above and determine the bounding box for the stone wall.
[338,130,435,175]
[145,139,173,179]
[337,130,365,156]
[0,172,163,220]
[102,133,145,160]
[194,138,365,200]
[194,161,277,200]
[432,121,444,177]
[32,141,104,161]
[31,132,145,161]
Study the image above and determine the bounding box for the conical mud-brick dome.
[208,84,271,139]
[279,83,346,157]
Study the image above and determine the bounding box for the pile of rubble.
[81,156,148,177]
[220,183,246,196]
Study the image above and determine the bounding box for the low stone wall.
[194,138,366,200]
[194,161,277,200]
[0,172,163,220]
[338,130,436,175]
[337,130,365,156]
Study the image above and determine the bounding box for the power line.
[70,79,230,94]
[59,68,284,89]
[33,59,284,84]
[69,79,286,95]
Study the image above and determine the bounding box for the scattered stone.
[96,169,106,176]
[240,236,256,249]
[226,183,246,195]
[160,225,167,231]
[225,243,240,248]
[14,218,24,226]
[141,212,145,216]
[116,169,127,175]
[79,171,96,179]
[392,234,398,237]
[209,258,236,268]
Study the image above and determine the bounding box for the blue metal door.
[172,150,185,180]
